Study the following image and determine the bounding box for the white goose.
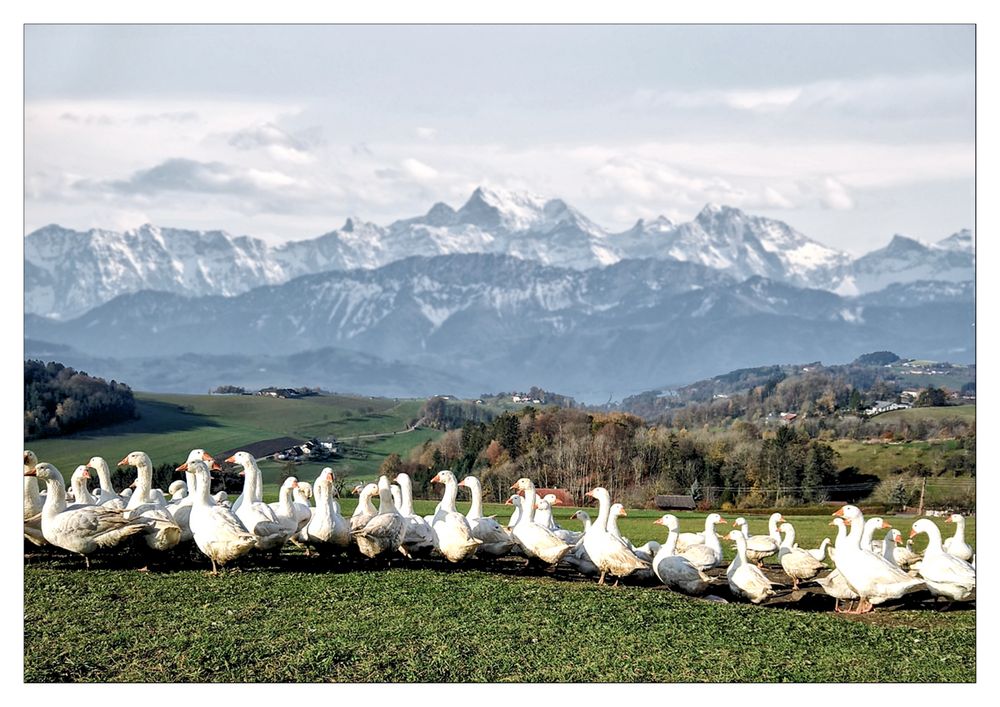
[86,456,126,509]
[351,482,379,532]
[119,451,182,552]
[301,468,352,554]
[23,450,46,546]
[225,451,290,552]
[679,513,726,570]
[799,537,831,563]
[815,518,860,613]
[173,449,221,544]
[942,513,974,562]
[831,505,924,613]
[510,479,574,566]
[560,510,599,576]
[26,462,146,566]
[393,472,435,556]
[881,529,922,570]
[733,514,782,566]
[351,475,407,559]
[910,518,975,602]
[167,480,188,502]
[504,494,523,529]
[581,487,648,584]
[777,522,826,589]
[725,529,775,604]
[185,460,256,573]
[269,477,309,542]
[652,514,712,595]
[70,466,99,506]
[459,475,514,558]
[427,471,481,562]
[608,504,658,580]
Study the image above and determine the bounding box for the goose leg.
[598,571,606,585]
[83,555,91,569]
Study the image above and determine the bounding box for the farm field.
[26,392,439,492]
[876,403,976,423]
[23,507,975,682]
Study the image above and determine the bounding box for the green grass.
[26,392,439,494]
[876,404,976,423]
[23,549,974,682]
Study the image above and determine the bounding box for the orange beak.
[653,518,664,526]
[620,509,628,517]
[832,508,845,517]
[457,479,467,488]
[881,521,892,530]
[202,452,215,462]
[944,516,954,523]
[533,502,539,509]
[431,474,442,484]
[584,490,594,498]
[509,482,520,490]
[909,528,918,539]
[552,499,562,506]
[24,469,37,477]
[504,497,513,505]
[211,461,221,471]
[82,470,91,479]
[732,520,739,526]
[224,455,237,464]
[117,456,130,466]
[176,462,188,472]
[238,470,245,477]
[716,517,726,524]
[292,481,299,488]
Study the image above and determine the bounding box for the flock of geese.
[23,448,975,613]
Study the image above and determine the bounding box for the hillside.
[25,391,440,497]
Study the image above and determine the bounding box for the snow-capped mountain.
[836,232,975,295]
[27,186,963,320]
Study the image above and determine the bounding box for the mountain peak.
[884,234,928,253]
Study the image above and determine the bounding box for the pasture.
[23,506,974,682]
[25,392,439,490]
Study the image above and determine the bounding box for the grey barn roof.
[654,494,697,510]
[214,436,306,462]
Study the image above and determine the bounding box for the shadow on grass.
[32,399,224,442]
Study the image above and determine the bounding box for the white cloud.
[818,178,854,211]
[415,127,437,140]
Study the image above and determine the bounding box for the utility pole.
[917,477,926,516]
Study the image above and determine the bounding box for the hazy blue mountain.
[25,253,974,401]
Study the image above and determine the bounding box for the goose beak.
[202,452,215,462]
[732,520,739,526]
[292,481,299,488]
[509,482,519,490]
[176,463,188,472]
[504,498,513,505]
[832,508,845,517]
[620,509,628,517]
[211,461,222,471]
[117,456,130,466]
[909,528,918,539]
[82,470,90,479]
[224,455,237,464]
[431,474,441,484]
[716,517,726,524]
[584,490,594,498]
[24,469,37,477]
[944,517,954,523]
[457,479,466,487]
[653,518,664,526]
[881,521,892,529]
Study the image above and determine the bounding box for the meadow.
[23,507,975,683]
[26,392,439,493]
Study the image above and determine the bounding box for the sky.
[23,24,975,254]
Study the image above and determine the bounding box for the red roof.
[520,488,574,506]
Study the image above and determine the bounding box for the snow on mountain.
[23,186,972,319]
[837,233,975,295]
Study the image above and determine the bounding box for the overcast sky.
[24,24,974,254]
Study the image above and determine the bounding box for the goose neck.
[780,525,795,549]
[441,478,458,513]
[397,475,414,517]
[522,486,538,524]
[42,474,68,517]
[466,479,484,519]
[592,491,610,531]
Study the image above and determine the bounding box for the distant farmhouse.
[655,494,697,511]
[864,400,912,417]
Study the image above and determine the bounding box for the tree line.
[24,360,138,440]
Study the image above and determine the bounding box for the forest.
[24,360,138,439]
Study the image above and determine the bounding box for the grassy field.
[876,404,976,423]
[22,496,975,683]
[26,392,440,493]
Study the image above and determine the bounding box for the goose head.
[706,512,726,526]
[944,513,964,524]
[584,486,610,504]
[610,503,627,519]
[885,529,902,545]
[457,475,481,493]
[542,493,560,506]
[168,480,187,496]
[571,510,591,523]
[832,504,863,523]
[430,470,456,486]
[224,451,256,474]
[297,481,313,500]
[733,516,747,529]
[117,451,151,469]
[121,487,133,499]
[725,529,745,543]
[23,450,38,471]
[510,478,535,493]
[176,449,220,472]
[71,465,92,485]
[909,518,941,540]
[504,494,521,507]
[25,462,62,484]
